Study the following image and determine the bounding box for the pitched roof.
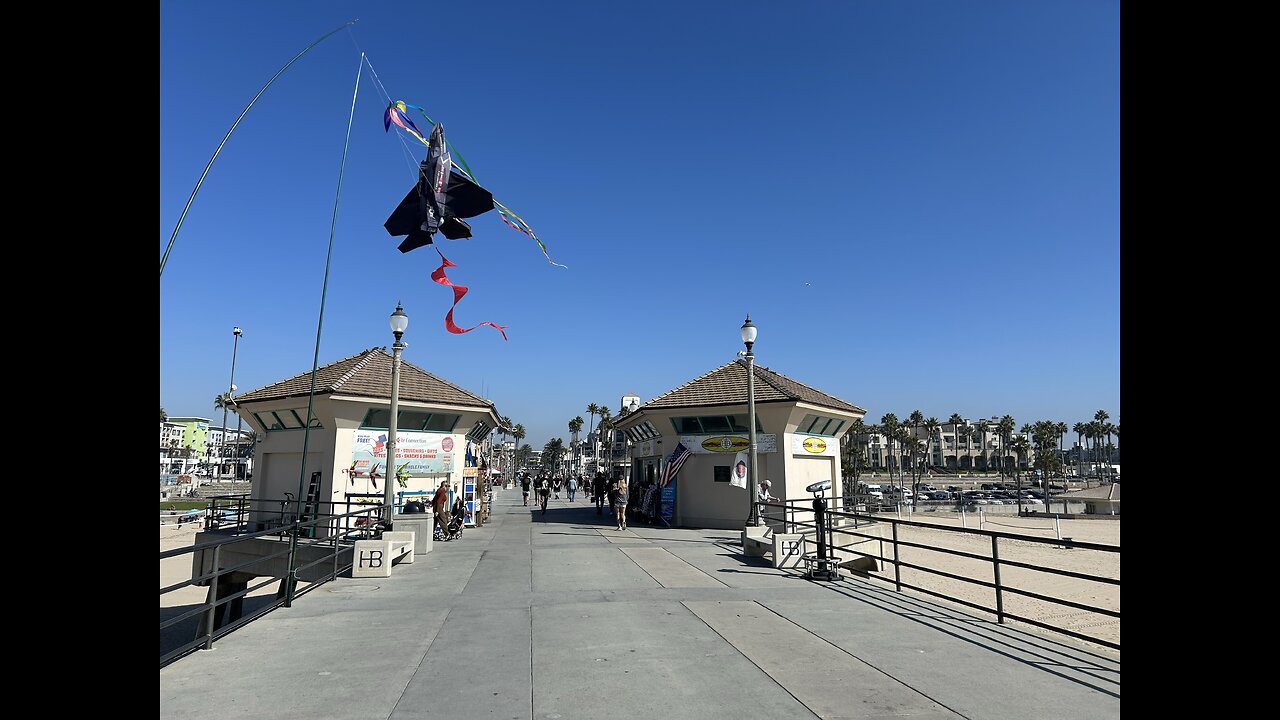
[234,348,495,411]
[637,360,865,414]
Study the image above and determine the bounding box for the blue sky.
[160,1,1120,447]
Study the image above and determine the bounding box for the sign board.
[680,434,777,454]
[352,430,456,475]
[792,435,838,456]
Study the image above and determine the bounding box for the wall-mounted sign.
[793,435,837,456]
[680,434,777,454]
[352,430,456,475]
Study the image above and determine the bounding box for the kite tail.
[493,200,566,268]
[431,249,510,340]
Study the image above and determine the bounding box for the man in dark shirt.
[520,473,531,506]
[593,473,607,515]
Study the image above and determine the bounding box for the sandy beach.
[857,511,1120,648]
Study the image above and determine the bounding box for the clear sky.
[160,1,1120,448]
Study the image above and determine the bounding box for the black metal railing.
[757,498,1120,651]
[160,499,384,668]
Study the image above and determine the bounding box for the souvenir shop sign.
[680,434,777,454]
[352,430,456,475]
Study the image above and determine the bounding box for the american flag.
[659,442,692,488]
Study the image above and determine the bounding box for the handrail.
[755,497,1120,650]
[160,502,383,667]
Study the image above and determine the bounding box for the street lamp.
[221,326,243,480]
[385,303,409,527]
[740,314,760,526]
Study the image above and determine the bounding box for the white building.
[614,360,865,529]
[233,347,500,534]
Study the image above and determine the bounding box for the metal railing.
[757,498,1120,651]
[160,498,384,668]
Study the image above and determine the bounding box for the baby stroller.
[436,507,468,541]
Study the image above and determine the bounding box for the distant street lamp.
[221,327,243,479]
[740,315,760,526]
[385,303,409,527]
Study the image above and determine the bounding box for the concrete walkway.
[160,489,1120,719]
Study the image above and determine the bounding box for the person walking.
[520,473,531,506]
[593,473,607,516]
[432,481,451,538]
[612,475,629,530]
[567,475,578,502]
[537,473,551,515]
[552,475,562,499]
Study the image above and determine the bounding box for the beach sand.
[855,512,1120,648]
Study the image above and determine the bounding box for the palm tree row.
[847,411,1079,481]
[1073,410,1118,478]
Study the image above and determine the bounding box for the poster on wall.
[680,434,777,454]
[660,477,676,526]
[351,430,456,475]
[463,479,476,527]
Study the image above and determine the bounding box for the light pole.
[385,303,409,528]
[740,315,760,526]
[221,327,243,479]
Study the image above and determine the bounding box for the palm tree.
[975,421,990,471]
[843,419,868,501]
[1072,421,1087,477]
[1055,421,1068,477]
[512,424,526,471]
[1103,421,1117,479]
[585,403,601,445]
[924,417,941,477]
[214,392,235,478]
[880,413,899,488]
[543,438,566,475]
[1009,435,1030,512]
[904,435,925,501]
[568,416,584,475]
[865,424,882,471]
[997,415,1016,485]
[160,407,168,423]
[908,410,924,481]
[1093,409,1110,476]
[947,414,965,470]
[960,424,974,472]
[892,426,911,488]
[597,407,613,470]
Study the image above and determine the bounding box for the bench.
[742,528,805,569]
[352,531,416,578]
[742,527,772,557]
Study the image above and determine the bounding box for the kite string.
[161,19,359,277]
[357,54,424,180]
[287,51,363,604]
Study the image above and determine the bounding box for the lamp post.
[385,303,409,527]
[740,315,760,526]
[221,327,243,479]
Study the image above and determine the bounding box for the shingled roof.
[234,348,495,410]
[638,360,865,414]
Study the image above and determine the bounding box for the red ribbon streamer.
[431,249,509,340]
